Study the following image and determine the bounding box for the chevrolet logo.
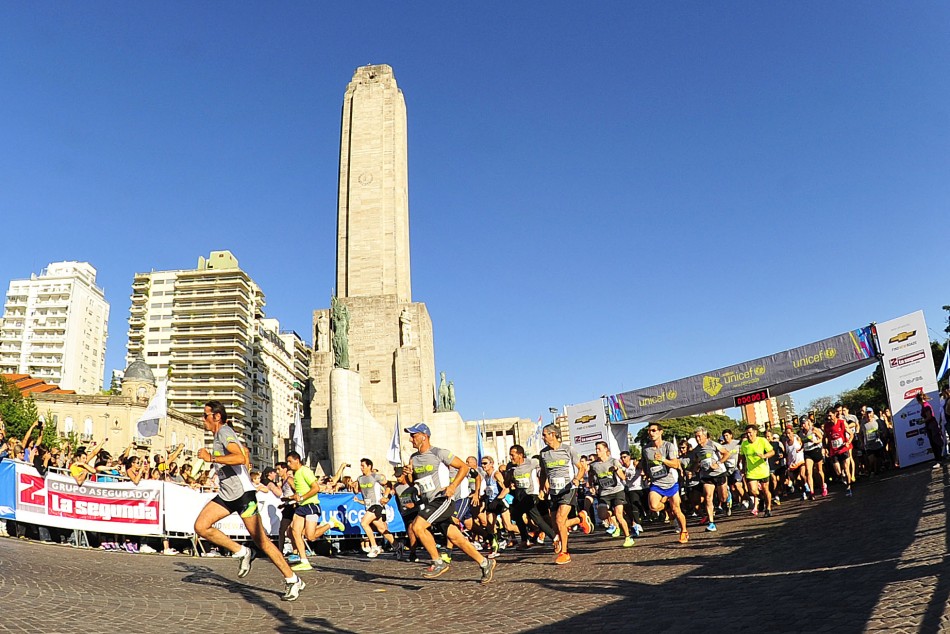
[889,331,916,343]
[574,415,596,424]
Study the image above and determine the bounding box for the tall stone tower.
[310,64,463,473]
[336,65,412,303]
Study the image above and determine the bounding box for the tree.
[633,414,738,445]
[803,395,835,417]
[39,410,60,449]
[0,375,38,440]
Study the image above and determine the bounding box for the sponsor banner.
[607,327,876,423]
[0,461,15,520]
[14,464,164,536]
[565,399,609,456]
[876,311,940,468]
[316,494,406,536]
[162,483,284,537]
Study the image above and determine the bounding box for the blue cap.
[404,423,431,436]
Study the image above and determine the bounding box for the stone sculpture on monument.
[330,296,350,370]
[316,312,330,352]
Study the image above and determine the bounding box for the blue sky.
[1,3,948,421]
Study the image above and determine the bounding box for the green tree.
[633,414,738,445]
[39,410,60,449]
[0,376,38,440]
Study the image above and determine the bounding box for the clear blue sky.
[2,3,948,421]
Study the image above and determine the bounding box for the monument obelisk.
[310,65,466,473]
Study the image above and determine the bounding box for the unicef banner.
[875,311,940,468]
[607,327,876,423]
[317,494,406,535]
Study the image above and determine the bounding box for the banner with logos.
[0,461,15,520]
[162,483,284,537]
[14,463,164,536]
[876,311,940,468]
[565,399,610,456]
[607,327,877,423]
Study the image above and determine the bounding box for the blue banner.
[0,461,15,519]
[316,493,406,535]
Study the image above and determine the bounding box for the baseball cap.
[404,423,431,436]
[864,406,874,413]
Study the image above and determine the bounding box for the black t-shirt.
[769,441,784,470]
[33,453,48,477]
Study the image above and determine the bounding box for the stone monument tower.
[311,65,467,473]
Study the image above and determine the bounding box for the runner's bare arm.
[444,455,470,498]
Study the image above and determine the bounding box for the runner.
[690,426,731,532]
[767,430,785,506]
[738,425,774,517]
[539,424,591,564]
[286,452,346,572]
[356,458,396,558]
[476,455,508,557]
[404,423,496,582]
[860,408,886,476]
[720,429,742,515]
[506,444,558,551]
[823,410,854,496]
[643,423,689,543]
[589,441,634,547]
[393,466,419,561]
[781,425,806,494]
[799,416,826,498]
[192,401,304,601]
[619,451,645,536]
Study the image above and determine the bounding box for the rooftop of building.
[0,373,75,395]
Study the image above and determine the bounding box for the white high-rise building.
[0,262,109,394]
[126,251,308,467]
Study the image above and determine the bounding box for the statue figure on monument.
[437,371,449,412]
[316,312,330,352]
[399,307,412,347]
[331,297,350,370]
[447,381,456,411]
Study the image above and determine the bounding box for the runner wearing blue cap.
[404,423,497,583]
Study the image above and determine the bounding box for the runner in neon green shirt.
[739,425,776,518]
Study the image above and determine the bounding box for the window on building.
[64,416,73,433]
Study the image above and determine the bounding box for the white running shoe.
[282,578,306,602]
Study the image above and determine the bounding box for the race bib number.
[550,476,568,491]
[416,474,438,494]
[700,458,712,471]
[514,474,530,489]
[831,438,844,449]
[649,464,667,478]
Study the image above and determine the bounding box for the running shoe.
[741,500,750,509]
[287,554,301,564]
[611,526,622,538]
[845,488,853,497]
[329,517,346,532]
[678,531,689,544]
[479,558,497,584]
[236,547,256,578]
[822,485,828,497]
[774,497,781,506]
[162,548,178,556]
[423,561,450,578]
[606,524,618,536]
[535,532,545,545]
[552,535,562,554]
[139,544,157,554]
[281,578,306,602]
[764,509,772,518]
[632,524,643,537]
[750,507,759,517]
[367,545,382,558]
[440,551,452,564]
[516,541,533,551]
[290,561,313,572]
[726,505,732,517]
[554,552,572,565]
[622,536,635,548]
[699,516,710,526]
[578,510,592,535]
[706,523,717,532]
[802,491,808,501]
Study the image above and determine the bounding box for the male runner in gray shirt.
[539,424,591,564]
[589,441,634,547]
[357,458,396,558]
[193,401,305,601]
[404,423,496,583]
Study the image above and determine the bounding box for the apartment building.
[126,251,308,466]
[0,262,109,394]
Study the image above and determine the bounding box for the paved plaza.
[1,464,949,633]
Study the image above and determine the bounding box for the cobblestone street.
[1,463,948,633]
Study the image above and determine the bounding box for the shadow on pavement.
[519,465,944,633]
